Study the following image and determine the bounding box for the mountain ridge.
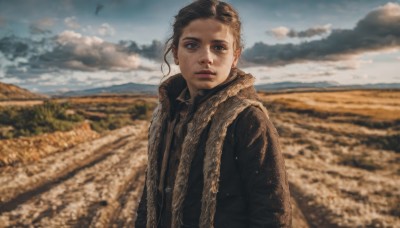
[0,82,47,101]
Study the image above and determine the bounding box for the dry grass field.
[260,90,400,227]
[0,90,398,227]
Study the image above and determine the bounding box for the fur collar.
[146,69,265,228]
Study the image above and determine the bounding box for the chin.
[195,82,218,90]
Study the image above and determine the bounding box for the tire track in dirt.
[0,123,147,205]
[0,121,148,227]
[88,164,146,228]
[0,134,132,213]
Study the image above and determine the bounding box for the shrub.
[129,101,155,120]
[0,100,84,139]
[89,114,132,132]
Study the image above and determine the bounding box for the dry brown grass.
[260,89,400,227]
[0,100,44,107]
[56,95,157,105]
[0,122,99,167]
[260,90,400,121]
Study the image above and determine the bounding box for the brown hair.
[162,0,243,76]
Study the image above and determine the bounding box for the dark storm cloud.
[140,40,164,60]
[119,39,164,60]
[0,36,34,60]
[288,26,331,38]
[243,3,400,66]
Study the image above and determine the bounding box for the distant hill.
[255,81,400,92]
[50,82,158,97]
[0,82,47,101]
[47,81,400,97]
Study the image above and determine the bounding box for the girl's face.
[173,18,240,96]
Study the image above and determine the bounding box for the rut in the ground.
[0,122,148,227]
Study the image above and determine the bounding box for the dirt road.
[0,120,309,227]
[0,122,148,227]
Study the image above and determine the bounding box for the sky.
[0,0,399,92]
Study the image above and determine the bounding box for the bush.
[90,114,132,132]
[129,101,155,120]
[0,100,84,139]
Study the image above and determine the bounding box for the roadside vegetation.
[0,101,83,139]
[0,97,157,139]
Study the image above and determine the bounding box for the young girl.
[135,0,291,227]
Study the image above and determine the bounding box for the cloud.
[32,30,140,72]
[29,18,56,35]
[285,70,335,78]
[269,27,290,39]
[119,39,164,60]
[1,30,166,81]
[138,40,164,60]
[269,24,331,39]
[0,36,35,60]
[325,59,374,70]
[64,16,80,29]
[244,2,400,66]
[97,23,115,36]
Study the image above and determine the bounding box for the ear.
[172,46,179,65]
[232,49,241,68]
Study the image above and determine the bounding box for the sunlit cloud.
[268,24,331,39]
[97,23,115,37]
[64,16,81,30]
[41,30,139,71]
[268,26,290,39]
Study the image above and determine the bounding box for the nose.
[198,48,213,65]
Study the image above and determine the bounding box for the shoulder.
[234,105,269,134]
[230,102,279,141]
[238,104,269,123]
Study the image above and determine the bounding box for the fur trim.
[146,105,165,228]
[199,97,257,227]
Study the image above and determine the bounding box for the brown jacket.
[136,69,292,228]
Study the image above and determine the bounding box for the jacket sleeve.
[135,182,147,228]
[234,106,292,228]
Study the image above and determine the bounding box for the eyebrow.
[182,37,228,43]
